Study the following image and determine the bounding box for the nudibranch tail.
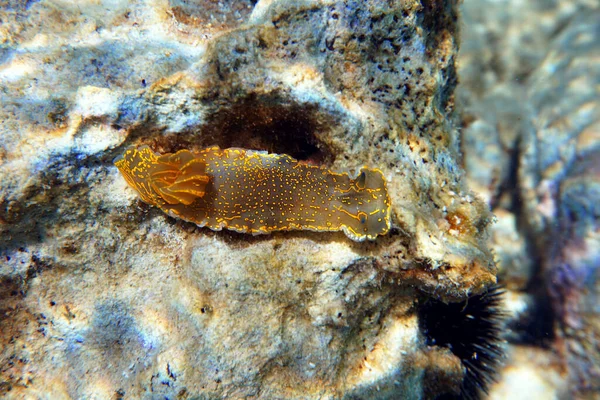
[115,146,392,241]
[333,167,392,241]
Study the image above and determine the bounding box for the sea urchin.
[419,285,505,399]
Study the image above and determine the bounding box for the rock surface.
[528,13,600,393]
[459,0,600,396]
[489,345,567,400]
[0,0,496,398]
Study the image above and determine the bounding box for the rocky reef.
[0,0,501,399]
[459,0,599,397]
[21,0,600,399]
[3,0,599,397]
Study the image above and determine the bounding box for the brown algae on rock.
[115,146,391,241]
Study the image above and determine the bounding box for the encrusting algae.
[115,146,392,241]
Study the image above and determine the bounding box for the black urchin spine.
[419,285,506,399]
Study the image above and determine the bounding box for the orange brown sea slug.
[114,146,392,241]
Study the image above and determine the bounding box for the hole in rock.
[198,94,333,164]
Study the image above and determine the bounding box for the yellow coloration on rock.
[115,146,391,241]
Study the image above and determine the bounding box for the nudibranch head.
[114,146,209,207]
[115,146,392,242]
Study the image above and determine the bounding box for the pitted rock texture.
[1,0,495,398]
[126,0,496,296]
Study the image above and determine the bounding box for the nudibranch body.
[115,146,391,241]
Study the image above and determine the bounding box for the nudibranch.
[114,146,391,241]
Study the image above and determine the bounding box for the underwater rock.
[135,0,497,299]
[458,0,597,209]
[0,0,498,398]
[522,12,600,394]
[459,0,600,397]
[489,345,568,400]
[489,210,533,291]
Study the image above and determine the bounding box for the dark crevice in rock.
[487,131,522,212]
[199,95,333,163]
[436,56,458,113]
[507,284,555,347]
[506,136,557,347]
[418,0,460,54]
[123,95,335,165]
